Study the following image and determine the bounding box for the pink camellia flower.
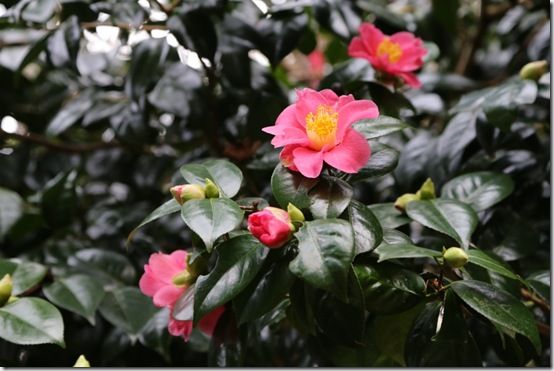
[262,88,378,178]
[168,306,225,341]
[348,23,427,88]
[139,250,189,308]
[248,207,295,248]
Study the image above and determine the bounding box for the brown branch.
[455,0,487,75]
[521,288,550,313]
[1,129,121,153]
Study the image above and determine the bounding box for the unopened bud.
[170,184,205,205]
[520,60,548,81]
[394,193,419,212]
[416,178,436,200]
[204,179,220,198]
[0,274,13,306]
[443,247,469,268]
[73,355,90,367]
[287,203,305,223]
[172,269,195,287]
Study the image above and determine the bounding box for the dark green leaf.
[172,283,195,321]
[367,82,416,118]
[0,187,23,241]
[348,200,383,255]
[181,198,244,252]
[194,235,268,323]
[11,261,47,295]
[308,176,353,219]
[526,271,550,302]
[466,249,519,281]
[46,90,94,136]
[376,244,442,262]
[0,298,65,347]
[67,248,136,287]
[128,199,180,242]
[181,159,244,198]
[381,228,412,245]
[125,38,169,101]
[451,280,541,353]
[406,199,478,248]
[271,164,318,209]
[367,203,410,229]
[43,274,105,325]
[168,9,218,61]
[46,16,80,69]
[40,170,78,228]
[352,115,409,140]
[138,308,171,362]
[289,219,354,300]
[441,172,514,212]
[350,142,399,182]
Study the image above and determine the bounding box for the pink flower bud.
[170,184,205,205]
[247,207,295,248]
[168,306,225,341]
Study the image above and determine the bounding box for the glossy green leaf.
[451,280,541,353]
[406,199,478,248]
[172,283,195,321]
[350,142,399,182]
[441,171,514,212]
[354,262,425,314]
[180,159,243,198]
[0,298,65,347]
[194,235,268,323]
[0,187,24,241]
[348,200,383,255]
[40,170,78,229]
[526,271,550,302]
[368,203,410,229]
[11,261,47,296]
[466,249,519,281]
[289,219,354,300]
[46,90,93,136]
[127,199,180,242]
[308,176,353,219]
[43,274,105,325]
[67,248,136,286]
[99,287,158,340]
[315,293,365,346]
[381,229,412,245]
[271,164,318,209]
[138,308,171,362]
[376,244,442,262]
[181,198,244,252]
[352,115,409,140]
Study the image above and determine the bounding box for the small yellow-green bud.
[73,355,90,367]
[287,203,305,223]
[443,247,469,268]
[7,296,17,304]
[520,60,548,81]
[0,274,13,307]
[416,178,436,200]
[204,178,220,198]
[394,193,419,212]
[170,184,205,205]
[171,269,195,287]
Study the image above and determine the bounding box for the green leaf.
[67,248,136,286]
[466,249,519,281]
[441,171,514,212]
[138,308,171,362]
[315,293,365,346]
[376,244,442,262]
[125,38,169,101]
[354,262,425,314]
[43,274,105,325]
[181,198,244,252]
[127,199,180,242]
[352,115,409,140]
[451,280,541,353]
[172,283,195,321]
[348,200,383,255]
[46,90,93,136]
[41,170,78,229]
[381,229,412,245]
[289,220,354,301]
[308,176,353,219]
[99,287,158,340]
[526,271,550,302]
[271,164,318,209]
[0,187,24,241]
[180,159,243,198]
[0,298,65,347]
[11,261,47,296]
[368,203,410,229]
[350,142,399,182]
[406,199,478,248]
[194,235,268,323]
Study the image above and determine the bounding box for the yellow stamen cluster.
[377,38,403,63]
[305,105,338,150]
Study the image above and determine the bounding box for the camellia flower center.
[377,38,403,63]
[305,105,338,150]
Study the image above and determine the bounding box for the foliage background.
[0,0,550,367]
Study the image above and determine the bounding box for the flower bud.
[287,203,305,224]
[204,179,220,198]
[73,355,90,367]
[520,60,548,81]
[171,269,195,287]
[170,184,205,205]
[416,178,436,200]
[0,274,13,307]
[443,247,469,268]
[394,193,419,212]
[248,207,294,248]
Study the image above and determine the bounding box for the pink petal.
[323,129,371,173]
[359,23,385,53]
[168,317,193,340]
[295,88,336,125]
[347,37,371,60]
[270,126,309,148]
[280,145,299,171]
[319,89,339,102]
[148,253,183,283]
[139,270,164,297]
[198,306,225,336]
[169,250,188,269]
[292,147,324,178]
[397,71,422,88]
[153,285,185,308]
[336,100,379,140]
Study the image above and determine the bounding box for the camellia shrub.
[0,0,550,367]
